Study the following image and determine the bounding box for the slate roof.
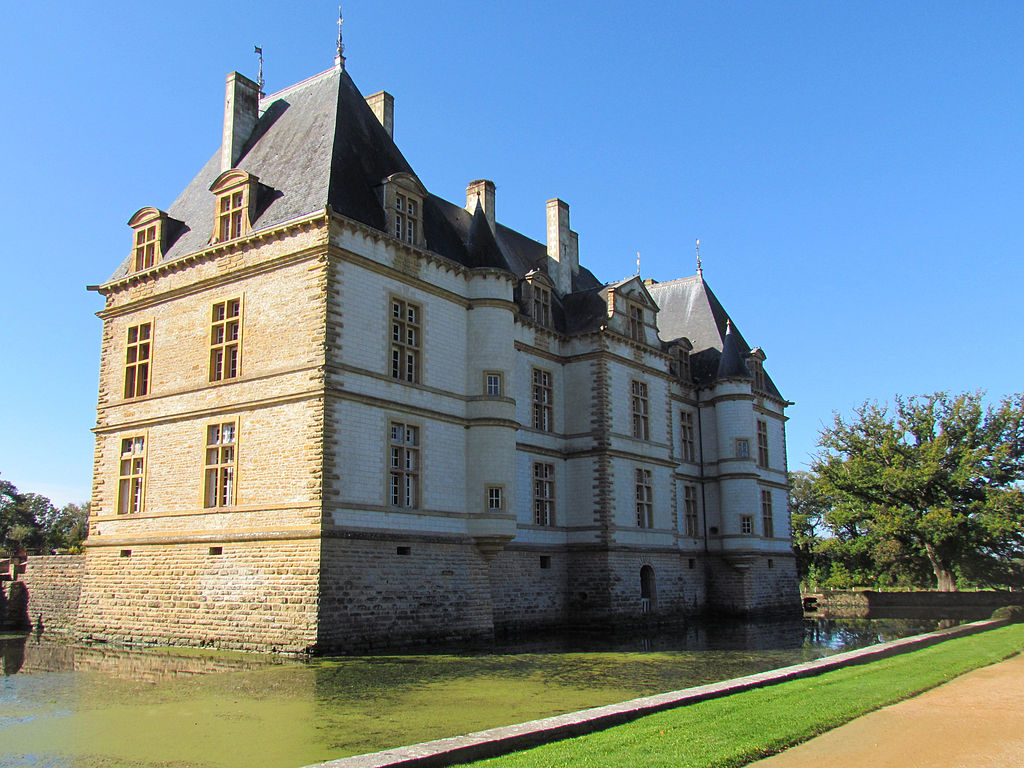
[647,276,784,398]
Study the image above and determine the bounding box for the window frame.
[209,170,258,244]
[631,380,650,441]
[532,462,554,526]
[117,434,147,515]
[483,371,503,398]
[761,488,774,538]
[127,207,166,274]
[757,420,770,469]
[531,368,554,432]
[124,321,153,399]
[680,410,696,462]
[735,438,750,459]
[740,514,754,535]
[388,421,420,508]
[627,302,644,342]
[683,484,699,538]
[204,421,238,508]
[486,484,505,512]
[635,467,653,528]
[209,297,243,382]
[389,297,422,384]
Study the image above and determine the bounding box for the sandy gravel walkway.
[749,652,1024,768]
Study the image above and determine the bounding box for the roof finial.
[335,4,346,69]
[636,251,641,277]
[695,238,702,277]
[254,45,265,97]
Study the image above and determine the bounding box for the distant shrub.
[991,605,1024,623]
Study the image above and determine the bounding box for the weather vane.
[636,251,641,277]
[254,45,265,96]
[336,4,346,69]
[696,238,702,277]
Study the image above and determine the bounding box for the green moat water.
[0,618,954,768]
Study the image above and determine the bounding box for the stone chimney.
[366,91,395,139]
[466,180,496,232]
[220,72,261,172]
[546,198,579,296]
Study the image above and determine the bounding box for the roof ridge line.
[260,66,339,104]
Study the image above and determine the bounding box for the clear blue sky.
[2,1,1023,506]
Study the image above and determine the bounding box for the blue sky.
[2,1,1023,505]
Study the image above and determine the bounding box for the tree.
[812,392,1024,591]
[0,475,42,555]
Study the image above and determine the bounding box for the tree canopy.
[797,391,1024,591]
[0,473,89,556]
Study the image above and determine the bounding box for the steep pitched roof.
[647,275,784,397]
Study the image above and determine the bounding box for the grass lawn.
[460,623,1024,768]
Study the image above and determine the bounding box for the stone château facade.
[81,58,799,653]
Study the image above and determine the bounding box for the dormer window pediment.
[670,338,694,382]
[209,169,259,243]
[747,347,767,392]
[127,207,169,273]
[381,172,427,248]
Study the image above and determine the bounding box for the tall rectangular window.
[532,368,553,432]
[533,285,552,328]
[741,515,753,535]
[631,380,649,440]
[389,422,419,507]
[124,323,152,398]
[395,194,418,245]
[485,372,502,397]
[628,303,644,341]
[533,462,554,525]
[761,489,774,538]
[390,298,421,383]
[134,225,157,271]
[218,190,245,241]
[210,299,241,382]
[204,422,237,508]
[757,420,770,468]
[683,484,699,537]
[680,411,696,462]
[635,468,653,528]
[117,436,146,515]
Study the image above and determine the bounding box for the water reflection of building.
[78,44,799,654]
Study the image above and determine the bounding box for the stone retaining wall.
[17,555,84,633]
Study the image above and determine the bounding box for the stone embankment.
[0,555,83,633]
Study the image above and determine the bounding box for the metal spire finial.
[695,238,702,277]
[335,5,346,69]
[636,251,641,277]
[254,45,265,97]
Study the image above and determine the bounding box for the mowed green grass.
[461,623,1024,768]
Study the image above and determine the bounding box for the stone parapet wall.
[76,540,319,653]
[19,555,85,633]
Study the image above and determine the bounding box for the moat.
[0,617,961,768]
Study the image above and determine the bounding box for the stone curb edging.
[302,618,1008,768]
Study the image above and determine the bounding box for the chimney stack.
[466,180,496,232]
[366,91,395,139]
[546,199,579,295]
[221,72,261,171]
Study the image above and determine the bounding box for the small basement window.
[396,546,411,556]
[209,546,223,556]
[539,555,551,569]
[120,549,132,558]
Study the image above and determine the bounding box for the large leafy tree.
[0,474,89,554]
[811,392,1024,591]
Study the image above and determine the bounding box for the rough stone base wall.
[705,554,801,616]
[489,547,568,632]
[317,536,495,652]
[77,540,320,653]
[18,555,84,633]
[603,550,706,619]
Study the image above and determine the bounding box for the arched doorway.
[640,565,656,614]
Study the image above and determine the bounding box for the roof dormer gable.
[601,276,660,344]
[127,207,170,273]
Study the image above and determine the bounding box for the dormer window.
[395,194,419,245]
[127,207,168,273]
[670,339,693,383]
[748,348,767,392]
[628,302,644,342]
[534,285,552,327]
[522,271,555,329]
[381,173,426,248]
[209,169,258,244]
